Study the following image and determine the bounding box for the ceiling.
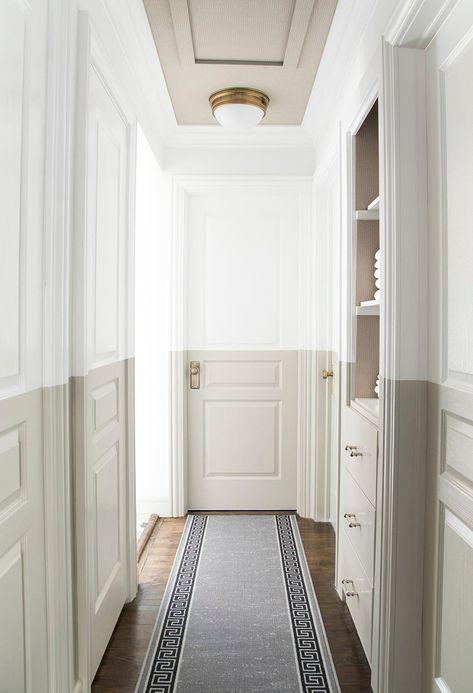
[143,0,338,126]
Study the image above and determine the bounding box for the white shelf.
[356,302,380,316]
[354,397,379,419]
[367,195,380,211]
[355,209,379,221]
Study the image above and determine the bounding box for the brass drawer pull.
[350,450,363,457]
[345,444,357,451]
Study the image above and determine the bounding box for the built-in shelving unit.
[352,102,380,412]
[338,99,381,667]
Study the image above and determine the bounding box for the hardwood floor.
[92,514,371,693]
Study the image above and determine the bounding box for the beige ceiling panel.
[143,0,338,125]
[188,0,295,63]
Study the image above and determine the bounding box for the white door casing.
[182,180,307,511]
[73,15,136,686]
[424,2,473,691]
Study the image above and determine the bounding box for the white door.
[0,0,49,690]
[424,3,473,690]
[73,21,135,685]
[185,183,302,510]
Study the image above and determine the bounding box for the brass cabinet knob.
[322,369,334,379]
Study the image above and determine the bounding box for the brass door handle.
[322,369,334,379]
[190,361,200,389]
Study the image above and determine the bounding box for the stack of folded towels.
[374,373,380,398]
[374,249,381,301]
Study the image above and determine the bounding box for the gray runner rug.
[135,515,341,693]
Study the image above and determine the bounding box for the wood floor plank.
[92,514,371,692]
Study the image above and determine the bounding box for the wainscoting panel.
[0,391,48,691]
[436,509,473,692]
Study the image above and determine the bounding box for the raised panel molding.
[94,443,120,606]
[203,215,281,347]
[436,509,473,692]
[204,360,281,388]
[0,542,26,692]
[442,411,473,491]
[0,0,29,390]
[92,380,119,432]
[84,55,131,373]
[441,34,473,387]
[203,400,281,478]
[0,427,22,510]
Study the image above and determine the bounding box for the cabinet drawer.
[338,530,373,663]
[340,467,376,580]
[342,406,378,505]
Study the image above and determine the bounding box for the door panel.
[425,2,473,689]
[73,28,134,685]
[188,351,297,509]
[185,185,302,510]
[88,363,127,677]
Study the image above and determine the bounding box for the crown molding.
[165,124,315,150]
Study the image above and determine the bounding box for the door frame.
[169,176,315,517]
[370,2,459,690]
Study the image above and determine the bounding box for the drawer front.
[342,406,378,505]
[340,467,376,580]
[338,530,373,663]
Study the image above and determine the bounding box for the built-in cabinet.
[337,100,381,664]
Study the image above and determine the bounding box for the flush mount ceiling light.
[209,87,270,129]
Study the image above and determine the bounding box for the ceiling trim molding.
[166,125,315,149]
[284,0,315,68]
[169,0,195,66]
[101,0,177,140]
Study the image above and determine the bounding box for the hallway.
[92,515,371,693]
[1,0,473,691]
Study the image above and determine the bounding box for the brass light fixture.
[209,87,270,129]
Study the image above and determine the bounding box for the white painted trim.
[126,357,138,600]
[166,125,315,150]
[169,180,187,517]
[371,41,428,693]
[42,0,75,691]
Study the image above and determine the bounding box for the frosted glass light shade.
[213,103,265,129]
[209,88,269,130]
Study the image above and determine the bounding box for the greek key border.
[276,515,331,693]
[143,515,207,693]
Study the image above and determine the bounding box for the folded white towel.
[374,289,381,301]
[374,259,380,269]
[375,278,380,289]
[374,268,381,279]
[375,249,381,260]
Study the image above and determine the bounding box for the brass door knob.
[322,369,334,379]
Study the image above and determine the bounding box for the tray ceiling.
[143,0,337,125]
